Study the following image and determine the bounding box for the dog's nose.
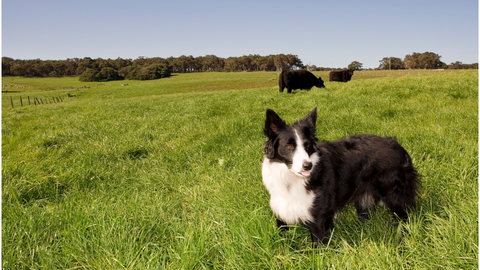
[303,161,313,171]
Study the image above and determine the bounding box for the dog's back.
[313,134,419,221]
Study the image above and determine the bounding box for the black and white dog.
[262,108,419,245]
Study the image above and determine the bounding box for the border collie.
[262,108,419,245]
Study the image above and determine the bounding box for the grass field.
[2,70,478,269]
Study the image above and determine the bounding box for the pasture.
[2,70,478,269]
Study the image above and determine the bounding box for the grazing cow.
[329,70,354,82]
[279,70,325,93]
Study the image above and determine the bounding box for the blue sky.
[2,0,478,68]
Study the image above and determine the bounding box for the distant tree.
[136,66,157,80]
[148,57,169,66]
[97,67,122,81]
[10,64,25,77]
[202,55,224,72]
[192,57,203,72]
[76,57,95,75]
[378,57,405,70]
[305,65,317,71]
[106,57,132,71]
[63,58,78,76]
[273,54,288,71]
[348,61,363,70]
[404,53,420,69]
[449,61,464,69]
[148,64,171,78]
[79,68,100,82]
[118,66,137,78]
[122,66,140,80]
[21,60,39,77]
[122,64,171,80]
[133,56,150,67]
[168,56,193,72]
[50,61,67,77]
[261,55,276,71]
[288,54,304,69]
[2,57,13,76]
[239,55,253,71]
[250,54,263,71]
[170,55,195,73]
[463,63,479,69]
[404,52,444,69]
[224,57,241,72]
[273,54,303,71]
[36,61,54,77]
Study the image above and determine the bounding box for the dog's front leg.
[306,221,329,246]
[276,218,289,231]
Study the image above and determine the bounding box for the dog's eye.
[286,144,293,149]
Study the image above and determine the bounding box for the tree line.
[377,52,478,70]
[2,52,476,82]
[1,54,304,81]
[307,52,477,71]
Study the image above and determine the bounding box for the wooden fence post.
[10,96,14,108]
[28,96,31,105]
[20,96,23,107]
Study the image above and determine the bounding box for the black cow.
[329,70,354,82]
[279,70,325,93]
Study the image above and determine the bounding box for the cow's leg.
[287,87,292,94]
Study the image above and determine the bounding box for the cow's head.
[317,77,326,88]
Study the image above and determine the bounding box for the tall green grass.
[2,70,478,269]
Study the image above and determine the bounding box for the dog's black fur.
[263,108,419,245]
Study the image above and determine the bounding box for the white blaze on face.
[292,129,312,176]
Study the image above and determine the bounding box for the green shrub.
[123,64,172,80]
[79,67,123,82]
[118,66,136,78]
[79,68,100,82]
[97,67,122,81]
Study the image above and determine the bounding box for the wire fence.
[7,93,75,109]
[2,84,105,92]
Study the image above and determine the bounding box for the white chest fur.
[262,157,315,225]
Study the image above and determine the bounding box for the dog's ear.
[307,107,317,126]
[264,109,286,138]
[298,107,318,140]
[301,107,317,128]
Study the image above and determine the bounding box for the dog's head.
[263,108,319,177]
